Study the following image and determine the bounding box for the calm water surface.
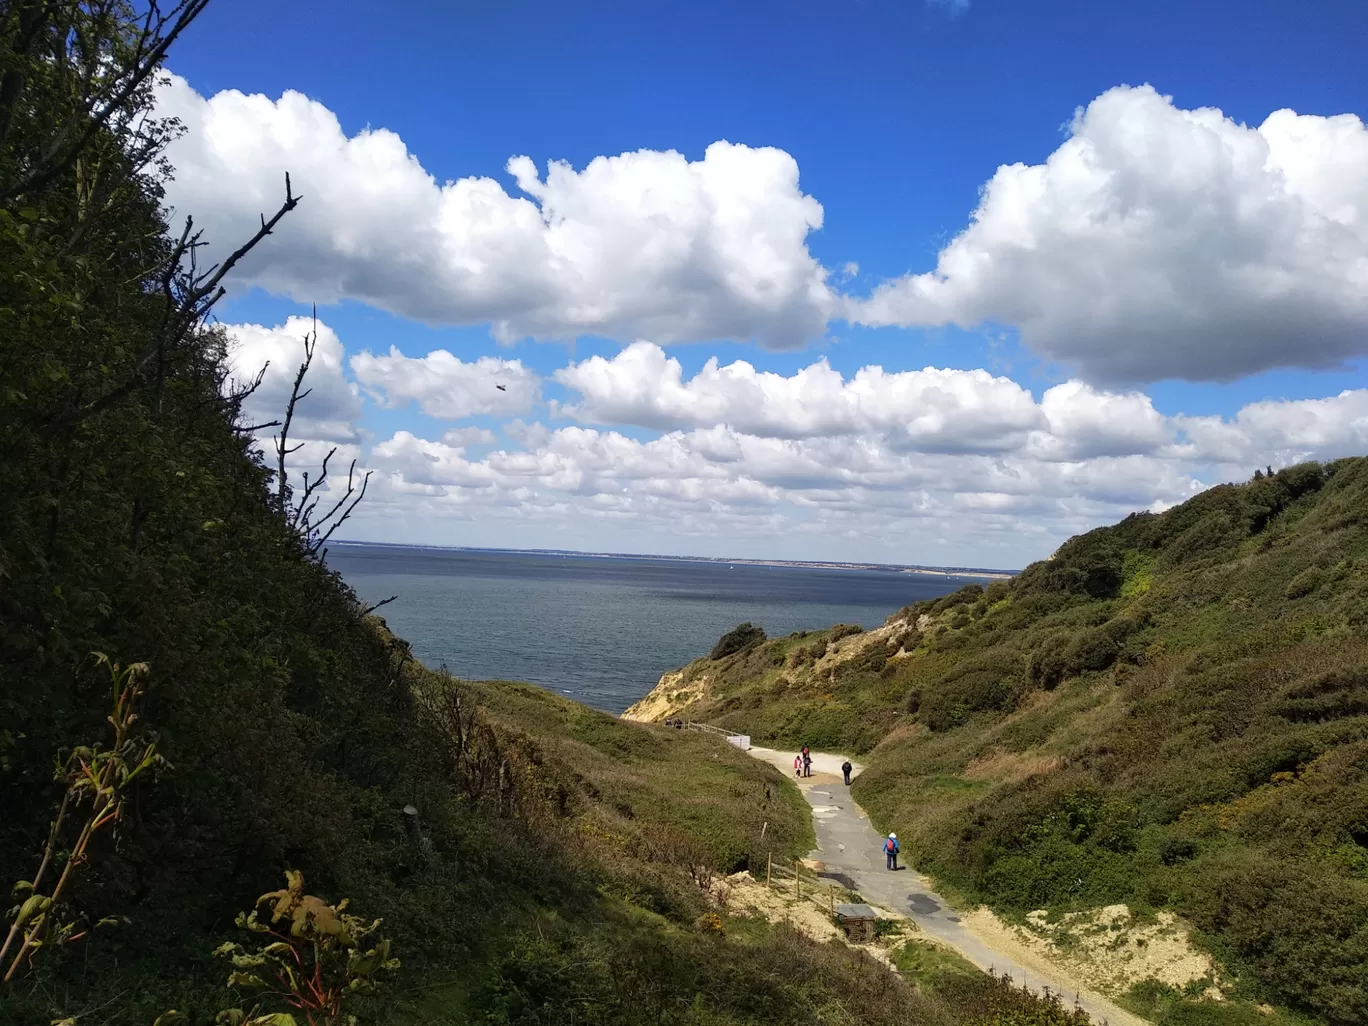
[328,545,980,714]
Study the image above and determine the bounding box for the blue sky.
[155,0,1368,568]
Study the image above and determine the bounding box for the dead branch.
[268,312,375,557]
[274,310,316,512]
[360,595,397,618]
[308,461,371,555]
[50,174,302,430]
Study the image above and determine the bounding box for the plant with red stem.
[1,652,166,985]
[206,870,399,1026]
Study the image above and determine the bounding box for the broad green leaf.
[13,893,50,928]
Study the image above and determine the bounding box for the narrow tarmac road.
[749,746,1149,1026]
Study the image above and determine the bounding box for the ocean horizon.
[327,542,992,713]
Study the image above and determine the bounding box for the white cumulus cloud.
[553,342,1179,460]
[324,359,1368,564]
[1176,389,1368,466]
[351,348,539,418]
[155,74,834,348]
[220,319,1368,564]
[223,316,362,443]
[850,85,1368,383]
[553,342,1043,450]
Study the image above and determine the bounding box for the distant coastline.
[328,539,1018,580]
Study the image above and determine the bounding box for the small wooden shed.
[834,903,877,943]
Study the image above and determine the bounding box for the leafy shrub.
[709,623,767,660]
[984,579,1012,604]
[829,624,864,642]
[1160,512,1245,569]
[887,628,922,655]
[931,584,984,615]
[1285,566,1325,599]
[918,652,1028,732]
[838,645,889,678]
[206,870,399,1026]
[1180,853,1368,1025]
[1027,631,1073,690]
[1272,667,1368,723]
[1016,535,1124,600]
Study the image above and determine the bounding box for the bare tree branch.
[234,420,281,434]
[290,446,336,533]
[266,310,374,557]
[360,596,398,618]
[274,311,317,512]
[51,174,302,430]
[310,462,371,556]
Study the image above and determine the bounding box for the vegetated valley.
[1,4,1114,1025]
[629,458,1368,1026]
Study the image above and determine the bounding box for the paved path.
[749,747,1148,1026]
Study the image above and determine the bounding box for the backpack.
[884,837,896,853]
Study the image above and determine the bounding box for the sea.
[326,543,996,714]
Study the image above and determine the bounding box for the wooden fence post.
[766,852,772,888]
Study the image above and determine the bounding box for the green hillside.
[633,459,1368,1024]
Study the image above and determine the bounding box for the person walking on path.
[793,754,802,780]
[884,832,899,871]
[842,760,853,786]
[803,751,812,778]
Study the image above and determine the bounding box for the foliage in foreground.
[659,459,1368,1024]
[210,870,399,1026]
[3,654,164,983]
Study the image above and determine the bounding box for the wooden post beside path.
[766,852,772,888]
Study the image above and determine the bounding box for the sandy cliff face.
[620,669,714,722]
[621,610,926,723]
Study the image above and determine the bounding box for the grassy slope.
[639,458,1368,1026]
[465,677,816,877]
[399,676,1091,1026]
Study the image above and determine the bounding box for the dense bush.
[709,622,768,660]
[917,652,1028,731]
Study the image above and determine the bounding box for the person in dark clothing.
[842,760,853,785]
[802,750,812,778]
